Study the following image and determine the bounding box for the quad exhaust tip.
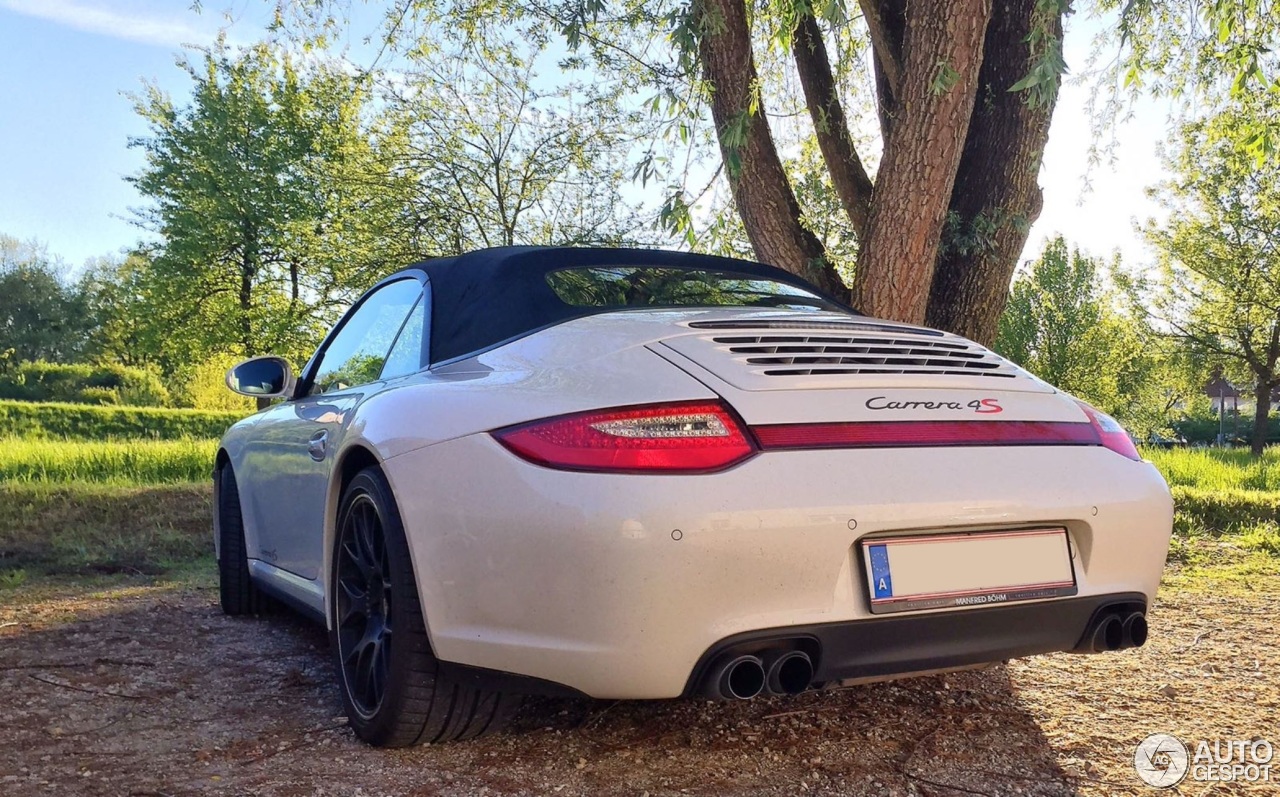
[707,648,814,700]
[1123,612,1148,648]
[717,655,766,700]
[765,651,814,696]
[1090,610,1148,652]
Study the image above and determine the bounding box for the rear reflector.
[753,420,1100,450]
[493,401,756,473]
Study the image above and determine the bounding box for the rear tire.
[331,467,521,747]
[216,464,267,616]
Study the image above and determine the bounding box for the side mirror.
[225,356,295,398]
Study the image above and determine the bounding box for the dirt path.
[1,576,1276,797]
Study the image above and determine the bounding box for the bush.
[0,399,244,441]
[1171,412,1280,446]
[173,353,256,412]
[0,361,171,407]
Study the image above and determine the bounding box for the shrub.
[1171,412,1280,446]
[0,400,244,441]
[174,353,256,412]
[0,361,171,407]
[75,386,120,405]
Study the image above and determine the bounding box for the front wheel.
[216,464,267,616]
[331,467,521,746]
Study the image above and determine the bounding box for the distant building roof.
[1204,375,1241,399]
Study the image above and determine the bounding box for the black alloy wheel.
[335,491,394,718]
[331,467,522,746]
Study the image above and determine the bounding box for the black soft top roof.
[413,246,850,364]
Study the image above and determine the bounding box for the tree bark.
[851,0,992,324]
[924,0,1062,346]
[792,12,874,239]
[860,0,906,141]
[696,0,843,294]
[239,263,254,357]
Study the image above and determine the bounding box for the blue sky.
[0,0,1168,272]
[0,0,274,267]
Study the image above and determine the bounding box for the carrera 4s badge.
[865,396,1003,414]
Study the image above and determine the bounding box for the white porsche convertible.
[216,246,1173,747]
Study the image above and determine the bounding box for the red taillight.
[753,420,1100,450]
[1075,401,1142,461]
[493,401,757,473]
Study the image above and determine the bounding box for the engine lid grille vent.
[688,319,944,337]
[710,333,1020,378]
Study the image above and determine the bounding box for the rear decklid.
[652,314,1089,425]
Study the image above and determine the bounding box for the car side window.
[380,295,426,380]
[309,280,422,395]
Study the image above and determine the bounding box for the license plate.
[861,528,1077,614]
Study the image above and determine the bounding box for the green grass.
[0,482,212,584]
[0,437,216,484]
[0,436,1272,594]
[1143,446,1280,491]
[0,398,244,441]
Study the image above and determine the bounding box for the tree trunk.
[1252,377,1273,457]
[924,0,1062,346]
[696,0,842,295]
[239,265,254,357]
[852,0,993,323]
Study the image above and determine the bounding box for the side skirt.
[248,559,326,624]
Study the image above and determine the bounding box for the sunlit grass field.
[1143,446,1280,492]
[0,437,216,484]
[0,425,1275,586]
[0,436,1275,489]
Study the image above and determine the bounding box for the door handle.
[307,430,328,461]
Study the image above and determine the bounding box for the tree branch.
[858,0,903,97]
[792,11,874,239]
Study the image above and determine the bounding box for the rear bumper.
[382,436,1173,699]
[683,591,1146,697]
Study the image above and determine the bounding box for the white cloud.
[0,0,218,48]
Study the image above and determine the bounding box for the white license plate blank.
[861,528,1076,614]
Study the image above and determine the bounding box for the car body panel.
[217,259,1173,703]
[381,435,1171,698]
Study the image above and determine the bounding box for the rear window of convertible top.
[544,266,838,312]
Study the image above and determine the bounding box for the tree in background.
[1093,0,1279,162]
[293,0,1068,343]
[996,236,1175,436]
[1139,101,1280,456]
[289,0,1279,348]
[128,41,418,369]
[381,32,647,251]
[0,235,93,366]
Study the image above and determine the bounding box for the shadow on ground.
[0,583,1080,796]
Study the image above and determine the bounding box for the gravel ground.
[0,574,1276,797]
